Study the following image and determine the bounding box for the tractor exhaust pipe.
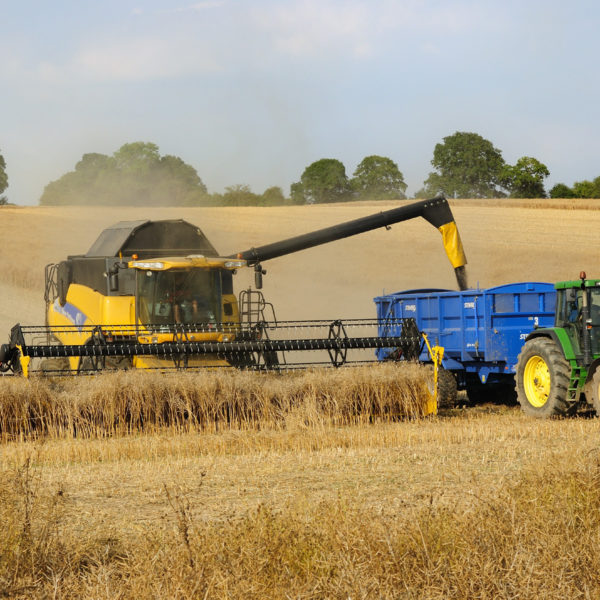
[581,271,592,366]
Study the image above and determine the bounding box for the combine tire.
[39,356,70,374]
[437,367,457,408]
[516,338,571,417]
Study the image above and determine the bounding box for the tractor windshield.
[556,287,600,356]
[136,269,222,326]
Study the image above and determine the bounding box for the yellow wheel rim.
[523,355,551,408]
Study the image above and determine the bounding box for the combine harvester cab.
[374,282,556,405]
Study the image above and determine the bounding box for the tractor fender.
[524,329,557,345]
[524,329,577,362]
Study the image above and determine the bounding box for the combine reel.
[0,318,427,376]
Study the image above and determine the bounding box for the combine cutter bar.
[0,318,423,376]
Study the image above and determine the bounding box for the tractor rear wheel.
[516,338,571,417]
[589,370,600,416]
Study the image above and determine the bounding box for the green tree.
[221,184,259,206]
[550,178,600,199]
[422,131,506,198]
[75,152,113,174]
[261,186,287,205]
[40,142,209,206]
[0,150,8,203]
[292,159,351,204]
[113,142,160,174]
[351,155,407,200]
[549,183,575,198]
[572,179,600,198]
[156,155,208,205]
[290,181,306,205]
[502,156,549,198]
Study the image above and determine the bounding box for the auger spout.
[233,196,468,290]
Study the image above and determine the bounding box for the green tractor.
[516,272,600,417]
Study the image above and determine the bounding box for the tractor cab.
[554,276,600,358]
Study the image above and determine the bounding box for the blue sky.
[2,0,599,204]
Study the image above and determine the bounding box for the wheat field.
[1,199,600,598]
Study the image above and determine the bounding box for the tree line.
[0,133,599,206]
[0,151,7,205]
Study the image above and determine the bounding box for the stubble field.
[1,199,600,598]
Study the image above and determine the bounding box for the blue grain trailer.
[374,282,556,402]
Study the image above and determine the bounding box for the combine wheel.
[78,331,106,373]
[437,367,457,408]
[516,338,571,417]
[39,356,70,375]
[104,356,132,370]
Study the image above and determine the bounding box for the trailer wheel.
[437,368,457,408]
[466,380,488,404]
[466,379,517,405]
[516,338,571,417]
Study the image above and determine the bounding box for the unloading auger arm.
[232,196,468,290]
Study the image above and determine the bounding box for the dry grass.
[0,363,432,441]
[0,402,599,598]
[1,428,599,599]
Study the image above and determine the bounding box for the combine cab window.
[136,269,222,326]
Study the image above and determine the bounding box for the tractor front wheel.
[516,338,571,417]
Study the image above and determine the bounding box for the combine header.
[0,197,466,379]
[5,319,424,376]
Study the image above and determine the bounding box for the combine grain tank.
[374,282,556,403]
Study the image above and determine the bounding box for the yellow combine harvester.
[1,197,465,385]
[46,252,245,371]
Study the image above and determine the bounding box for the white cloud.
[250,0,507,60]
[190,1,225,9]
[252,0,374,58]
[72,36,220,82]
[0,1,526,87]
[160,1,225,14]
